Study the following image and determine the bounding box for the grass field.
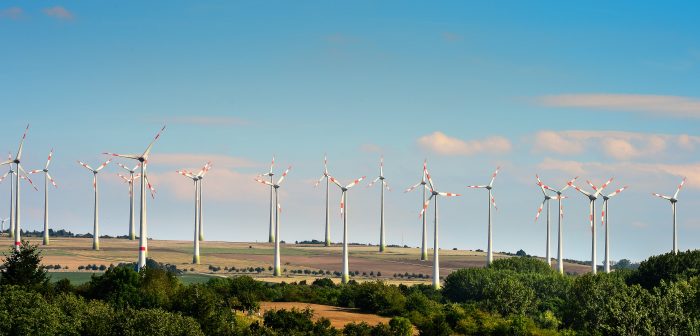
[5,236,591,286]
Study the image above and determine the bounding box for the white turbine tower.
[600,185,628,273]
[368,156,390,252]
[653,177,687,254]
[0,162,15,238]
[329,175,366,283]
[537,176,577,274]
[78,159,112,250]
[259,157,276,243]
[28,149,58,245]
[196,162,210,242]
[534,175,567,266]
[177,162,211,264]
[104,125,166,270]
[467,166,501,266]
[405,160,429,261]
[0,217,7,235]
[0,125,38,250]
[314,155,332,247]
[569,177,613,274]
[117,163,141,240]
[420,167,460,290]
[255,166,291,276]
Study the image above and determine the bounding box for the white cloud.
[537,94,700,118]
[43,6,73,20]
[533,130,698,160]
[418,132,511,156]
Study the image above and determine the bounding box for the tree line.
[0,241,698,335]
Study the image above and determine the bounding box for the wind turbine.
[653,177,687,254]
[176,162,211,264]
[405,160,429,261]
[0,217,8,235]
[117,163,141,240]
[255,166,291,276]
[569,177,613,274]
[0,125,38,250]
[537,176,577,274]
[259,156,276,243]
[104,125,166,270]
[314,154,332,247]
[196,162,210,242]
[600,185,628,273]
[0,162,15,239]
[78,159,112,250]
[420,167,460,290]
[28,149,58,245]
[329,175,366,283]
[467,166,501,266]
[368,156,390,252]
[534,175,566,266]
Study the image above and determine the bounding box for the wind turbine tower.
[104,125,166,270]
[368,156,390,252]
[78,159,112,250]
[314,155,332,246]
[570,178,613,274]
[29,149,58,245]
[467,166,501,266]
[600,185,628,273]
[405,160,429,260]
[256,166,292,276]
[653,177,687,254]
[329,175,365,283]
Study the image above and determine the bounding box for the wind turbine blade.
[607,186,628,198]
[490,193,498,210]
[93,175,96,191]
[46,172,57,188]
[437,191,461,197]
[345,176,366,189]
[570,183,591,197]
[383,180,391,191]
[535,199,546,222]
[176,170,196,178]
[0,160,12,167]
[276,166,291,185]
[601,200,607,226]
[199,162,212,177]
[652,193,672,200]
[28,169,43,174]
[19,173,38,191]
[0,171,9,183]
[145,174,157,198]
[488,166,501,187]
[15,124,29,160]
[340,195,344,217]
[77,161,95,172]
[118,173,131,183]
[424,169,435,191]
[324,154,328,174]
[95,159,112,172]
[586,180,599,192]
[269,156,275,175]
[368,176,381,187]
[117,163,133,172]
[467,185,488,189]
[329,176,343,189]
[404,181,422,193]
[142,125,166,158]
[595,177,614,197]
[379,156,384,177]
[314,175,325,187]
[45,149,54,170]
[103,152,140,160]
[254,178,274,187]
[419,199,431,218]
[560,176,579,192]
[673,177,687,199]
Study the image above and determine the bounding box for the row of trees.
[1,241,699,335]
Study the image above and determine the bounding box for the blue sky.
[1,1,699,262]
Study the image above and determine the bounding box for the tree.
[490,256,554,274]
[515,249,527,257]
[389,317,413,336]
[0,241,49,292]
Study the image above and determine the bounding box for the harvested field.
[259,302,392,329]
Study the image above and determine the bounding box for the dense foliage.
[0,242,699,335]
